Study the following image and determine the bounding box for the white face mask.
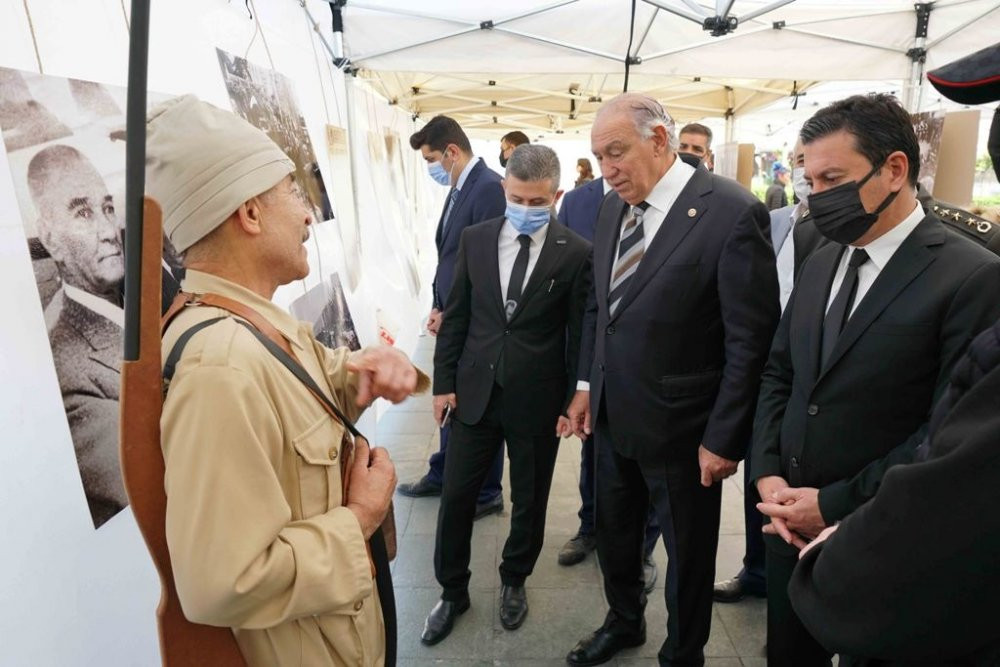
[792,166,810,207]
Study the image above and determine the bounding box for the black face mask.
[499,150,508,168]
[677,151,703,169]
[809,162,899,245]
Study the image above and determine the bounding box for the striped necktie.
[609,202,649,315]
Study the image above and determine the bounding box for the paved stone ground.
[378,335,769,666]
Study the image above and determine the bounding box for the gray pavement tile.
[378,410,438,436]
[392,533,498,589]
[492,587,608,660]
[521,542,602,589]
[740,658,767,667]
[635,606,738,659]
[715,598,767,659]
[714,534,749,584]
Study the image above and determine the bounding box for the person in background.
[765,162,790,210]
[751,93,1000,666]
[421,144,591,645]
[148,95,426,667]
[677,122,714,170]
[400,116,507,520]
[575,157,595,188]
[500,130,530,168]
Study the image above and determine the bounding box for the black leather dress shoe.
[397,474,442,498]
[499,584,528,630]
[713,576,766,603]
[643,555,658,594]
[558,533,597,566]
[473,494,503,520]
[420,596,470,646]
[566,625,646,665]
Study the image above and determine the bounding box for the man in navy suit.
[399,116,506,517]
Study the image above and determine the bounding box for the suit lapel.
[508,219,564,324]
[595,196,629,306]
[486,219,506,316]
[609,168,710,322]
[806,245,847,383]
[439,160,483,250]
[817,216,942,383]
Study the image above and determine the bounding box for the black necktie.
[505,234,532,321]
[821,248,870,369]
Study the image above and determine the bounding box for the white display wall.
[0,1,441,664]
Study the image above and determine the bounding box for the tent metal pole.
[738,0,796,23]
[634,7,661,54]
[493,27,626,62]
[642,25,771,60]
[641,0,705,26]
[903,3,933,112]
[781,27,907,54]
[717,0,737,20]
[725,87,736,143]
[926,2,1000,48]
[679,0,708,17]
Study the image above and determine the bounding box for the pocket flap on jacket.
[292,415,345,466]
[660,370,722,397]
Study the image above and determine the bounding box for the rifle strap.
[161,291,397,666]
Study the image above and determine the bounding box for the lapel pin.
[688,208,697,217]
[556,238,567,245]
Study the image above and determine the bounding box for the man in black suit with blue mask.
[420,144,592,644]
[399,116,507,519]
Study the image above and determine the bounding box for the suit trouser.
[579,436,662,556]
[434,383,560,601]
[764,534,832,667]
[595,416,722,666]
[428,423,504,504]
[736,462,766,593]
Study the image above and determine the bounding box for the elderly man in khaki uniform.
[147,95,427,666]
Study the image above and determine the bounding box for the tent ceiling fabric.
[339,0,1000,133]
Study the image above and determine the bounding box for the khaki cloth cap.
[146,94,294,253]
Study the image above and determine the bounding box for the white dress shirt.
[498,218,549,298]
[442,156,481,232]
[64,283,124,327]
[775,203,805,313]
[611,158,696,279]
[578,157,696,389]
[825,200,924,317]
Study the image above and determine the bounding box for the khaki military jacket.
[161,270,413,666]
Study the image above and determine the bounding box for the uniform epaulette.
[932,202,1000,257]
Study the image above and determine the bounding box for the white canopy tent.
[325,0,1000,138]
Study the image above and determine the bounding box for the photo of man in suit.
[28,144,128,528]
[751,93,1000,666]
[399,115,508,518]
[565,93,780,665]
[421,144,591,644]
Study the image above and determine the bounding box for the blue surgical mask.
[428,161,450,186]
[506,201,551,234]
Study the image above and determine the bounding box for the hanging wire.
[21,0,44,73]
[623,0,638,92]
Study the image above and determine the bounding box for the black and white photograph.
[289,272,361,351]
[912,110,945,195]
[0,67,172,529]
[325,123,362,292]
[216,49,333,224]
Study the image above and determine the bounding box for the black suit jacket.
[557,177,605,242]
[433,159,506,309]
[751,213,1000,528]
[434,218,592,435]
[580,167,780,463]
[789,318,1000,665]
